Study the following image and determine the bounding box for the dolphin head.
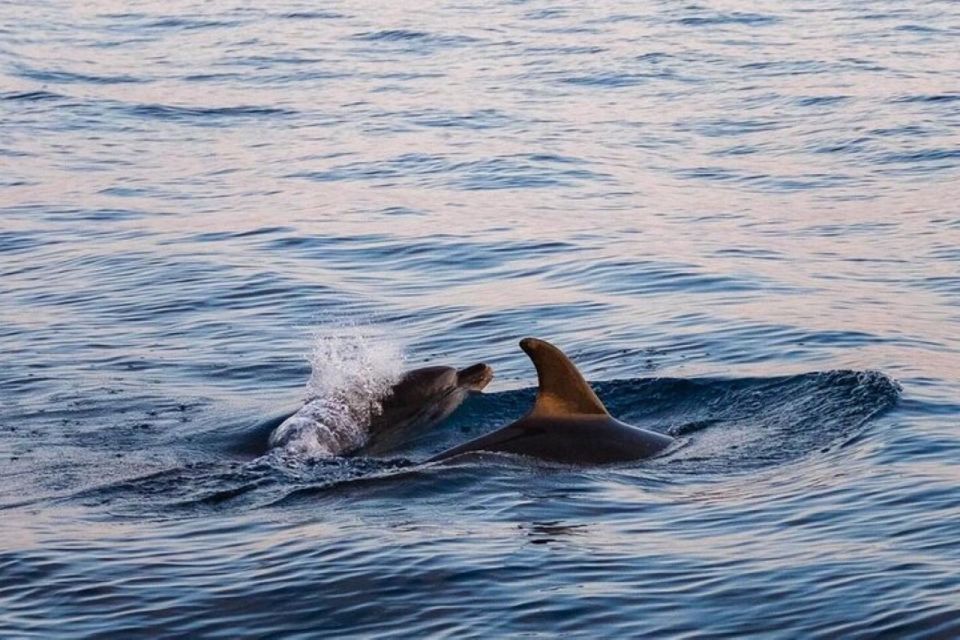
[361,362,493,455]
[455,362,495,391]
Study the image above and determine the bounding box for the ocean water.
[1,0,959,637]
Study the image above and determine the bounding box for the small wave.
[408,108,514,131]
[542,256,786,297]
[141,17,240,30]
[561,73,655,88]
[355,29,431,41]
[291,153,608,190]
[678,13,778,27]
[280,11,345,20]
[794,95,849,107]
[15,68,145,84]
[352,30,478,47]
[124,103,295,121]
[0,232,54,255]
[881,149,960,164]
[892,94,959,104]
[187,226,294,243]
[1,90,64,102]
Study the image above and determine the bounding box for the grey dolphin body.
[360,363,493,455]
[428,338,673,464]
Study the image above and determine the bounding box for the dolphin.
[360,363,493,455]
[427,338,673,465]
[267,362,493,458]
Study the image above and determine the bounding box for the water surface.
[2,0,959,637]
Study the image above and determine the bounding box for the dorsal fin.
[520,337,609,417]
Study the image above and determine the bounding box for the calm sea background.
[1,0,958,637]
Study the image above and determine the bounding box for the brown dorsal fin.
[520,337,609,417]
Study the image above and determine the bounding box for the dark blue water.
[2,0,959,637]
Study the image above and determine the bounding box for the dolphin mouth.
[457,363,494,391]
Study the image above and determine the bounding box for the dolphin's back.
[428,337,674,465]
[429,414,672,464]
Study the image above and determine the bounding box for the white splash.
[269,326,406,459]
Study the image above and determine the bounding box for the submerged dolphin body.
[268,362,493,458]
[428,338,673,465]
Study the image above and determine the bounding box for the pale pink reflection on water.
[1,0,958,637]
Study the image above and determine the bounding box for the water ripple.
[1,0,959,636]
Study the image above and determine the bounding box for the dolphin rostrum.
[428,338,673,464]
